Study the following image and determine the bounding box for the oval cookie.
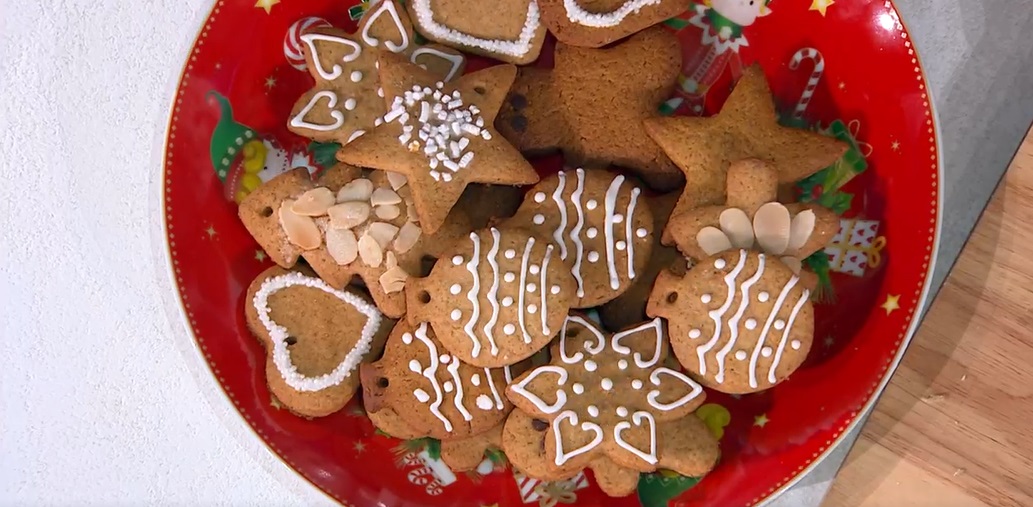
[506,168,654,308]
[360,320,514,440]
[646,249,815,394]
[407,226,577,367]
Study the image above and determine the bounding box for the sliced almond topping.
[279,200,322,250]
[386,172,408,191]
[336,178,374,203]
[788,210,816,251]
[393,221,422,254]
[697,226,732,256]
[379,265,409,293]
[327,202,371,230]
[358,233,384,267]
[375,204,401,220]
[370,187,402,206]
[367,222,399,249]
[384,251,398,270]
[291,187,335,216]
[781,256,803,275]
[405,198,419,223]
[719,208,754,249]
[753,202,792,256]
[326,228,358,265]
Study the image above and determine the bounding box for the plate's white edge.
[147,1,336,505]
[758,7,946,507]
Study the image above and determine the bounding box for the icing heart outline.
[508,365,568,414]
[299,33,362,81]
[561,0,663,28]
[552,410,604,466]
[647,367,704,412]
[613,410,658,465]
[559,315,606,364]
[410,0,541,59]
[610,317,664,368]
[290,91,346,132]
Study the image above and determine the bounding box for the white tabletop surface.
[3,1,1032,505]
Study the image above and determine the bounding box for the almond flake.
[328,202,371,229]
[336,178,374,203]
[386,172,408,191]
[405,198,419,223]
[379,265,409,293]
[375,204,401,220]
[370,187,402,206]
[385,251,398,270]
[358,233,384,267]
[367,222,399,249]
[291,187,335,216]
[393,221,422,254]
[326,228,358,265]
[279,200,321,250]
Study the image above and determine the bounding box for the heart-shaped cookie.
[537,0,688,48]
[407,0,547,64]
[245,266,390,417]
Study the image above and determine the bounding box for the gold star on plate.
[838,81,846,90]
[754,413,770,428]
[891,140,901,152]
[810,0,835,16]
[255,250,267,262]
[205,225,217,238]
[264,76,277,90]
[354,441,366,454]
[882,294,901,315]
[254,0,279,14]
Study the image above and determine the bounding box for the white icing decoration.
[347,129,365,143]
[761,347,772,357]
[450,309,462,321]
[502,297,514,307]
[613,410,658,465]
[616,406,629,417]
[471,373,481,386]
[476,394,494,410]
[550,171,568,259]
[563,0,662,27]
[745,318,758,330]
[527,304,538,314]
[552,411,604,466]
[715,259,727,269]
[411,0,541,59]
[696,251,747,375]
[749,274,800,388]
[616,241,627,251]
[584,360,597,372]
[551,285,561,295]
[759,291,770,302]
[411,323,452,431]
[602,174,624,290]
[299,33,361,81]
[610,318,663,368]
[414,389,431,403]
[481,228,502,356]
[587,251,600,263]
[715,253,766,384]
[587,405,599,417]
[409,359,422,373]
[462,232,484,357]
[402,332,413,345]
[509,365,569,414]
[569,169,587,297]
[689,329,701,339]
[253,273,381,392]
[533,214,546,225]
[350,70,362,82]
[613,214,624,224]
[452,255,464,265]
[539,245,553,335]
[791,340,802,350]
[768,289,811,384]
[505,249,516,259]
[450,283,462,295]
[625,187,640,280]
[559,315,606,364]
[439,354,450,363]
[445,353,472,421]
[361,0,409,52]
[528,283,537,293]
[344,98,357,111]
[504,272,516,282]
[443,381,454,393]
[775,319,786,330]
[516,236,535,344]
[586,199,597,210]
[601,378,613,390]
[701,294,712,304]
[618,359,628,370]
[646,367,704,412]
[534,191,547,203]
[530,265,540,275]
[484,367,504,409]
[384,83,483,179]
[637,228,648,238]
[290,91,345,132]
[586,227,598,239]
[409,47,465,81]
[572,383,585,394]
[632,379,643,389]
[504,323,516,334]
[735,350,748,360]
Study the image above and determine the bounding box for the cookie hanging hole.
[417,290,431,305]
[260,206,274,218]
[284,336,298,346]
[666,292,678,304]
[531,418,548,432]
[376,377,389,389]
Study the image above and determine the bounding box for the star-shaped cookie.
[288,0,466,145]
[336,52,539,235]
[643,65,849,243]
[496,26,683,191]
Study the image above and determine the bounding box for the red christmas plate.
[160,0,940,505]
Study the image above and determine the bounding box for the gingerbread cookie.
[360,320,515,440]
[496,27,683,191]
[504,168,654,308]
[505,316,711,496]
[599,191,689,331]
[665,158,840,275]
[647,249,815,394]
[337,52,539,235]
[238,165,471,318]
[288,0,467,145]
[503,409,585,481]
[245,267,388,418]
[406,226,578,367]
[456,183,525,230]
[537,0,688,48]
[643,66,849,242]
[406,0,547,65]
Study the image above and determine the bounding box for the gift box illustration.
[513,470,589,506]
[824,218,885,276]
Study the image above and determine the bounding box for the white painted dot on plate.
[588,251,600,263]
[533,192,546,203]
[450,309,462,321]
[587,405,600,417]
[616,240,627,251]
[527,304,537,314]
[476,394,493,410]
[504,272,516,282]
[636,228,648,238]
[601,378,613,391]
[413,389,430,403]
[504,324,516,335]
[572,383,585,394]
[505,249,516,259]
[689,329,701,339]
[735,350,747,361]
[344,98,357,111]
[715,259,727,269]
[452,255,464,265]
[409,359,422,373]
[450,284,462,295]
[443,381,454,393]
[584,360,597,372]
[502,297,514,307]
[402,333,413,344]
[701,294,712,304]
[527,283,537,293]
[529,264,540,275]
[774,320,786,330]
[533,214,546,225]
[471,373,481,386]
[616,406,629,417]
[618,359,628,370]
[586,227,598,238]
[350,71,362,82]
[586,199,598,210]
[551,285,561,295]
[613,214,624,224]
[745,318,757,330]
[632,379,643,389]
[761,347,773,358]
[758,291,770,302]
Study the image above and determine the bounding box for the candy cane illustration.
[789,48,825,119]
[283,17,332,71]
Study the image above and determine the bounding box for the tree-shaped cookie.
[337,52,539,235]
[643,65,848,241]
[288,0,467,145]
[505,316,718,497]
[665,158,840,277]
[495,26,683,191]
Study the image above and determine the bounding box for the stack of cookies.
[238,0,848,498]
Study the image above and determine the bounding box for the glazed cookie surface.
[406,0,547,65]
[537,0,688,48]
